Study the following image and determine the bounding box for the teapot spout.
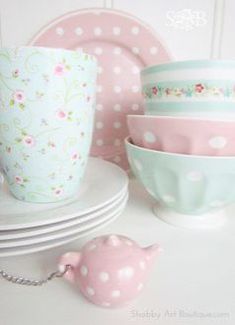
[144,244,163,261]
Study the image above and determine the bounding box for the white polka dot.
[113,27,121,35]
[131,26,140,35]
[113,66,121,74]
[102,302,111,307]
[114,86,122,93]
[187,171,203,182]
[210,200,224,208]
[113,47,122,55]
[133,159,143,171]
[113,104,121,112]
[99,272,110,282]
[94,47,103,55]
[132,47,140,54]
[131,85,139,93]
[132,66,140,74]
[96,139,104,146]
[113,121,121,129]
[150,46,158,55]
[137,283,143,291]
[144,131,156,143]
[96,121,104,129]
[113,156,121,163]
[97,66,103,74]
[96,85,103,93]
[96,104,103,111]
[131,103,139,111]
[209,136,227,149]
[86,286,95,296]
[139,261,146,270]
[80,265,88,277]
[56,27,64,36]
[114,138,121,146]
[94,27,102,36]
[75,27,83,35]
[111,290,121,298]
[118,266,134,278]
[107,235,121,246]
[162,194,176,203]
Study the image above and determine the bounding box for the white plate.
[0,189,127,240]
[0,199,126,257]
[0,158,128,230]
[0,194,128,248]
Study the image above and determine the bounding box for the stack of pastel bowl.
[125,60,235,229]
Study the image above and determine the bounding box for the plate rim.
[29,7,173,61]
[0,194,128,248]
[0,188,128,240]
[0,198,127,257]
[0,158,128,230]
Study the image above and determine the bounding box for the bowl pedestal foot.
[153,205,227,229]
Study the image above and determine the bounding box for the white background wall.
[0,0,233,61]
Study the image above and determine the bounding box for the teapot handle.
[58,252,81,283]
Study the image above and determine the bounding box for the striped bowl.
[141,60,235,118]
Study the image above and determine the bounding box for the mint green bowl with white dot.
[141,60,235,118]
[125,137,235,228]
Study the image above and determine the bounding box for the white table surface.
[0,178,234,325]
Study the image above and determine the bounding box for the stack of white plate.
[0,158,128,257]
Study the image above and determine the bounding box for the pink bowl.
[127,115,235,156]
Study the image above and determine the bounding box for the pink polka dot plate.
[30,9,172,170]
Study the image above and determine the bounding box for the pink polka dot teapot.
[0,234,162,309]
[59,234,162,308]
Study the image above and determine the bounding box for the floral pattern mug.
[0,47,97,203]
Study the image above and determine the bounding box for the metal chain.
[0,264,72,286]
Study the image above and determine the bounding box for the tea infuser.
[0,234,162,308]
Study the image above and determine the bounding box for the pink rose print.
[13,90,25,103]
[165,88,171,95]
[152,86,158,95]
[54,188,64,196]
[12,69,19,78]
[48,141,56,148]
[195,83,205,93]
[71,152,79,161]
[15,176,23,185]
[23,135,35,147]
[56,109,68,120]
[54,63,67,76]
